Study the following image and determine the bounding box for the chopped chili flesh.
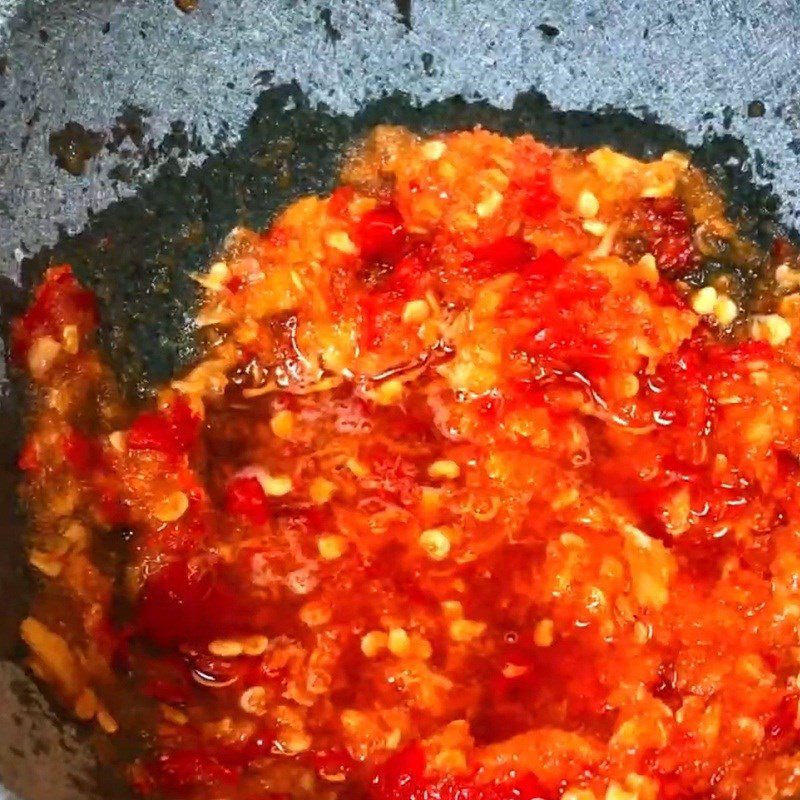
[15,128,800,800]
[224,475,270,524]
[356,206,408,265]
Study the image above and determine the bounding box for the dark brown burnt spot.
[48,122,105,176]
[109,105,149,150]
[319,7,341,44]
[395,0,412,29]
[537,23,560,39]
[174,0,198,13]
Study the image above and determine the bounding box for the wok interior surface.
[1,1,800,798]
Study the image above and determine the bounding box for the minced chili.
[14,126,800,800]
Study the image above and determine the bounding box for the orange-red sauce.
[14,127,800,800]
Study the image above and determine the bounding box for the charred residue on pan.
[48,122,105,177]
[319,7,342,45]
[48,106,194,183]
[17,84,792,403]
[108,105,151,152]
[537,23,560,39]
[394,0,412,29]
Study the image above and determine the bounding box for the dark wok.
[1,1,799,798]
